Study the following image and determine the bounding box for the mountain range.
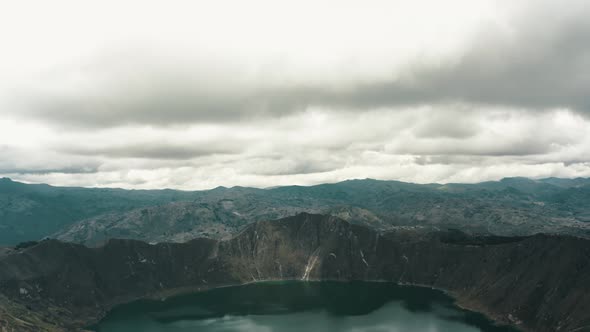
[2,176,590,246]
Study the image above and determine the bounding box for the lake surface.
[94,281,518,332]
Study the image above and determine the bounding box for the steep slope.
[0,214,588,332]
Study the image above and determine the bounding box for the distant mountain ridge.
[0,177,200,245]
[1,176,590,245]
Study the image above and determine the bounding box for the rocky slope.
[0,214,588,332]
[53,201,245,246]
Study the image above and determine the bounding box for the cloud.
[382,17,590,113]
[237,157,338,176]
[2,108,590,189]
[4,1,590,131]
[61,142,241,160]
[0,145,102,175]
[1,1,590,189]
[0,166,99,175]
[307,7,590,115]
[410,107,480,139]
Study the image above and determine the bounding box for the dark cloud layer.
[61,142,241,160]
[11,9,590,130]
[308,16,590,113]
[0,166,99,175]
[374,19,590,112]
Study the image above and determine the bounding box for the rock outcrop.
[0,213,589,331]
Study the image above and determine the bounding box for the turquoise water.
[94,281,518,332]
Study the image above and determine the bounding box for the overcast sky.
[1,0,590,189]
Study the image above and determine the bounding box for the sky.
[1,0,590,189]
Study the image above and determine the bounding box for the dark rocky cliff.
[0,213,589,331]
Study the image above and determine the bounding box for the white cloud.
[1,108,590,189]
[1,0,589,188]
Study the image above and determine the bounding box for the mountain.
[0,178,200,245]
[2,177,590,246]
[55,177,590,245]
[0,214,588,331]
[53,201,247,246]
